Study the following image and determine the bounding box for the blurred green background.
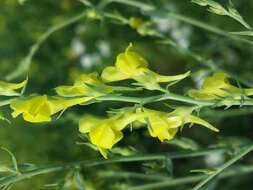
[1,0,253,189]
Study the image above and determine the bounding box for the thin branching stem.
[99,0,253,46]
[124,165,253,190]
[192,144,253,190]
[5,11,87,81]
[97,92,253,107]
[97,0,253,86]
[0,148,226,188]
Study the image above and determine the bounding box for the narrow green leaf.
[191,168,217,175]
[166,137,200,151]
[229,31,253,37]
[227,0,252,29]
[1,147,19,174]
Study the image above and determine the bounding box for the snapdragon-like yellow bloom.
[138,107,218,142]
[55,72,112,98]
[79,112,149,158]
[10,95,90,123]
[188,72,253,100]
[0,79,27,96]
[79,107,217,158]
[101,44,190,90]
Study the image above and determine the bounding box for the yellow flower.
[0,79,27,96]
[55,72,112,98]
[79,112,149,158]
[138,107,218,142]
[188,72,253,100]
[101,44,190,90]
[128,17,153,36]
[87,9,101,19]
[10,95,90,123]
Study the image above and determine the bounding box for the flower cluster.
[10,95,88,123]
[79,111,150,158]
[3,44,235,159]
[79,107,218,158]
[188,72,253,100]
[55,72,113,98]
[9,73,115,123]
[101,43,190,90]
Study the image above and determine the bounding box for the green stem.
[99,171,170,181]
[203,107,253,118]
[5,11,87,81]
[97,92,253,107]
[192,144,253,190]
[99,0,253,46]
[0,148,226,188]
[98,0,155,11]
[97,1,253,87]
[165,12,253,46]
[124,165,253,190]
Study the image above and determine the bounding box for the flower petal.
[101,66,129,82]
[0,79,27,96]
[0,79,27,90]
[79,115,100,133]
[90,123,123,149]
[10,95,53,123]
[155,71,191,83]
[49,97,92,114]
[185,115,219,132]
[55,85,90,97]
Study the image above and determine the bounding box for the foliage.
[1,0,253,190]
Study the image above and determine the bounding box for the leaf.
[0,166,14,173]
[110,146,138,156]
[1,147,19,174]
[166,137,201,150]
[18,163,38,172]
[191,0,227,15]
[76,142,98,151]
[191,0,252,29]
[0,78,27,97]
[227,0,252,30]
[229,31,253,37]
[191,168,217,175]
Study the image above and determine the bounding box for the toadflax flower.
[101,43,190,90]
[137,107,218,142]
[55,72,112,98]
[79,112,149,158]
[0,79,27,96]
[188,72,253,100]
[79,107,218,158]
[10,95,89,123]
